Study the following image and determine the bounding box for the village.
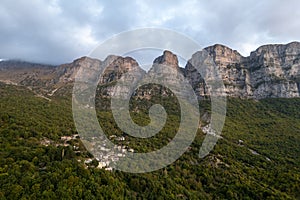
[40,134,134,171]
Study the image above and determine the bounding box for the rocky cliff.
[135,50,186,98]
[248,42,300,98]
[0,42,299,99]
[185,42,300,99]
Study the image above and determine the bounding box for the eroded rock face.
[99,56,140,84]
[153,50,179,68]
[91,55,143,97]
[186,44,249,98]
[186,42,300,99]
[204,44,243,65]
[134,50,189,99]
[1,42,299,99]
[248,42,300,98]
[58,56,102,84]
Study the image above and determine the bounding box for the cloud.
[0,0,299,64]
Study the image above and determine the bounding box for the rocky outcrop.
[153,50,179,68]
[248,42,300,98]
[0,42,299,99]
[134,50,187,98]
[185,44,250,98]
[57,56,101,84]
[186,42,300,99]
[99,56,140,84]
[99,55,144,97]
[0,56,142,97]
[149,50,182,80]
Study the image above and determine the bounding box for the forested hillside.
[0,83,299,199]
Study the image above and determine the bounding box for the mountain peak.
[153,50,179,68]
[1,42,299,99]
[203,44,243,65]
[204,44,241,56]
[252,41,300,57]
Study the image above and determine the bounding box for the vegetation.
[0,83,299,199]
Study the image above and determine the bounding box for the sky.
[0,0,299,66]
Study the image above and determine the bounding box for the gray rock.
[1,42,299,99]
[185,42,300,99]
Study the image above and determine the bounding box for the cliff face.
[98,56,140,84]
[248,42,300,98]
[99,55,144,97]
[153,50,179,68]
[0,42,299,99]
[136,50,184,98]
[186,42,300,99]
[185,44,249,98]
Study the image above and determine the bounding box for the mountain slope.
[0,83,299,199]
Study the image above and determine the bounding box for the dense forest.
[0,83,299,199]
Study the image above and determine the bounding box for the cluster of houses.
[84,135,134,171]
[40,134,135,171]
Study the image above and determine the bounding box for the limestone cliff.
[0,42,299,99]
[248,42,300,98]
[185,42,300,99]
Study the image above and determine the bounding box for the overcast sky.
[0,0,299,65]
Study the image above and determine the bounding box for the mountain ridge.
[0,42,299,99]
